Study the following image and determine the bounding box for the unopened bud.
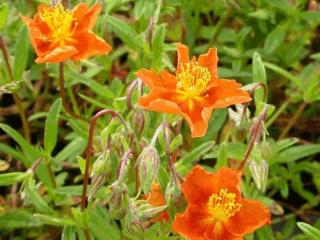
[137,203,168,221]
[125,219,144,238]
[136,147,160,193]
[108,182,129,219]
[92,151,110,175]
[117,151,133,182]
[165,177,186,213]
[123,205,144,238]
[250,160,269,193]
[270,201,284,216]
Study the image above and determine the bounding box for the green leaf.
[0,172,29,186]
[106,15,148,52]
[297,222,320,240]
[0,210,42,230]
[252,52,267,84]
[34,214,76,227]
[215,143,228,169]
[252,52,267,107]
[13,26,30,81]
[277,144,320,164]
[87,206,121,240]
[62,226,77,240]
[0,123,41,162]
[44,98,62,154]
[169,134,183,152]
[263,61,301,87]
[264,26,285,54]
[0,124,53,188]
[0,3,9,29]
[54,138,87,163]
[24,179,55,215]
[152,24,166,70]
[77,155,86,175]
[176,141,214,175]
[0,143,26,163]
[66,71,115,101]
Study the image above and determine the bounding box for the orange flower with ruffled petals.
[21,3,111,63]
[136,43,251,138]
[146,183,169,222]
[172,165,270,240]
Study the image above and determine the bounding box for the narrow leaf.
[44,98,62,154]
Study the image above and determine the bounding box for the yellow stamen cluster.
[207,188,241,222]
[40,4,75,46]
[176,62,210,109]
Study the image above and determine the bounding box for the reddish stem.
[127,79,138,111]
[80,109,128,210]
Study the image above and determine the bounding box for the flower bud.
[123,205,144,238]
[250,160,269,193]
[136,146,160,193]
[165,177,187,213]
[137,203,168,221]
[92,151,110,175]
[108,181,129,219]
[124,219,144,238]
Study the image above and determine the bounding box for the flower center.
[176,62,211,109]
[207,188,241,222]
[40,4,75,46]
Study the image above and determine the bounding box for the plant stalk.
[58,62,87,121]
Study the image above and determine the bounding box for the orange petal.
[176,42,189,73]
[71,32,111,61]
[73,3,102,31]
[146,183,169,222]
[205,79,252,109]
[204,224,243,240]
[198,48,219,87]
[72,3,89,21]
[172,204,211,240]
[181,165,218,207]
[225,199,271,236]
[147,183,166,206]
[35,46,78,63]
[138,88,181,115]
[20,14,51,56]
[211,167,242,201]
[179,102,213,138]
[159,71,178,89]
[136,69,177,89]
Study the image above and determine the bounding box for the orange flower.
[21,3,111,63]
[146,183,169,222]
[172,165,270,240]
[136,43,251,138]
